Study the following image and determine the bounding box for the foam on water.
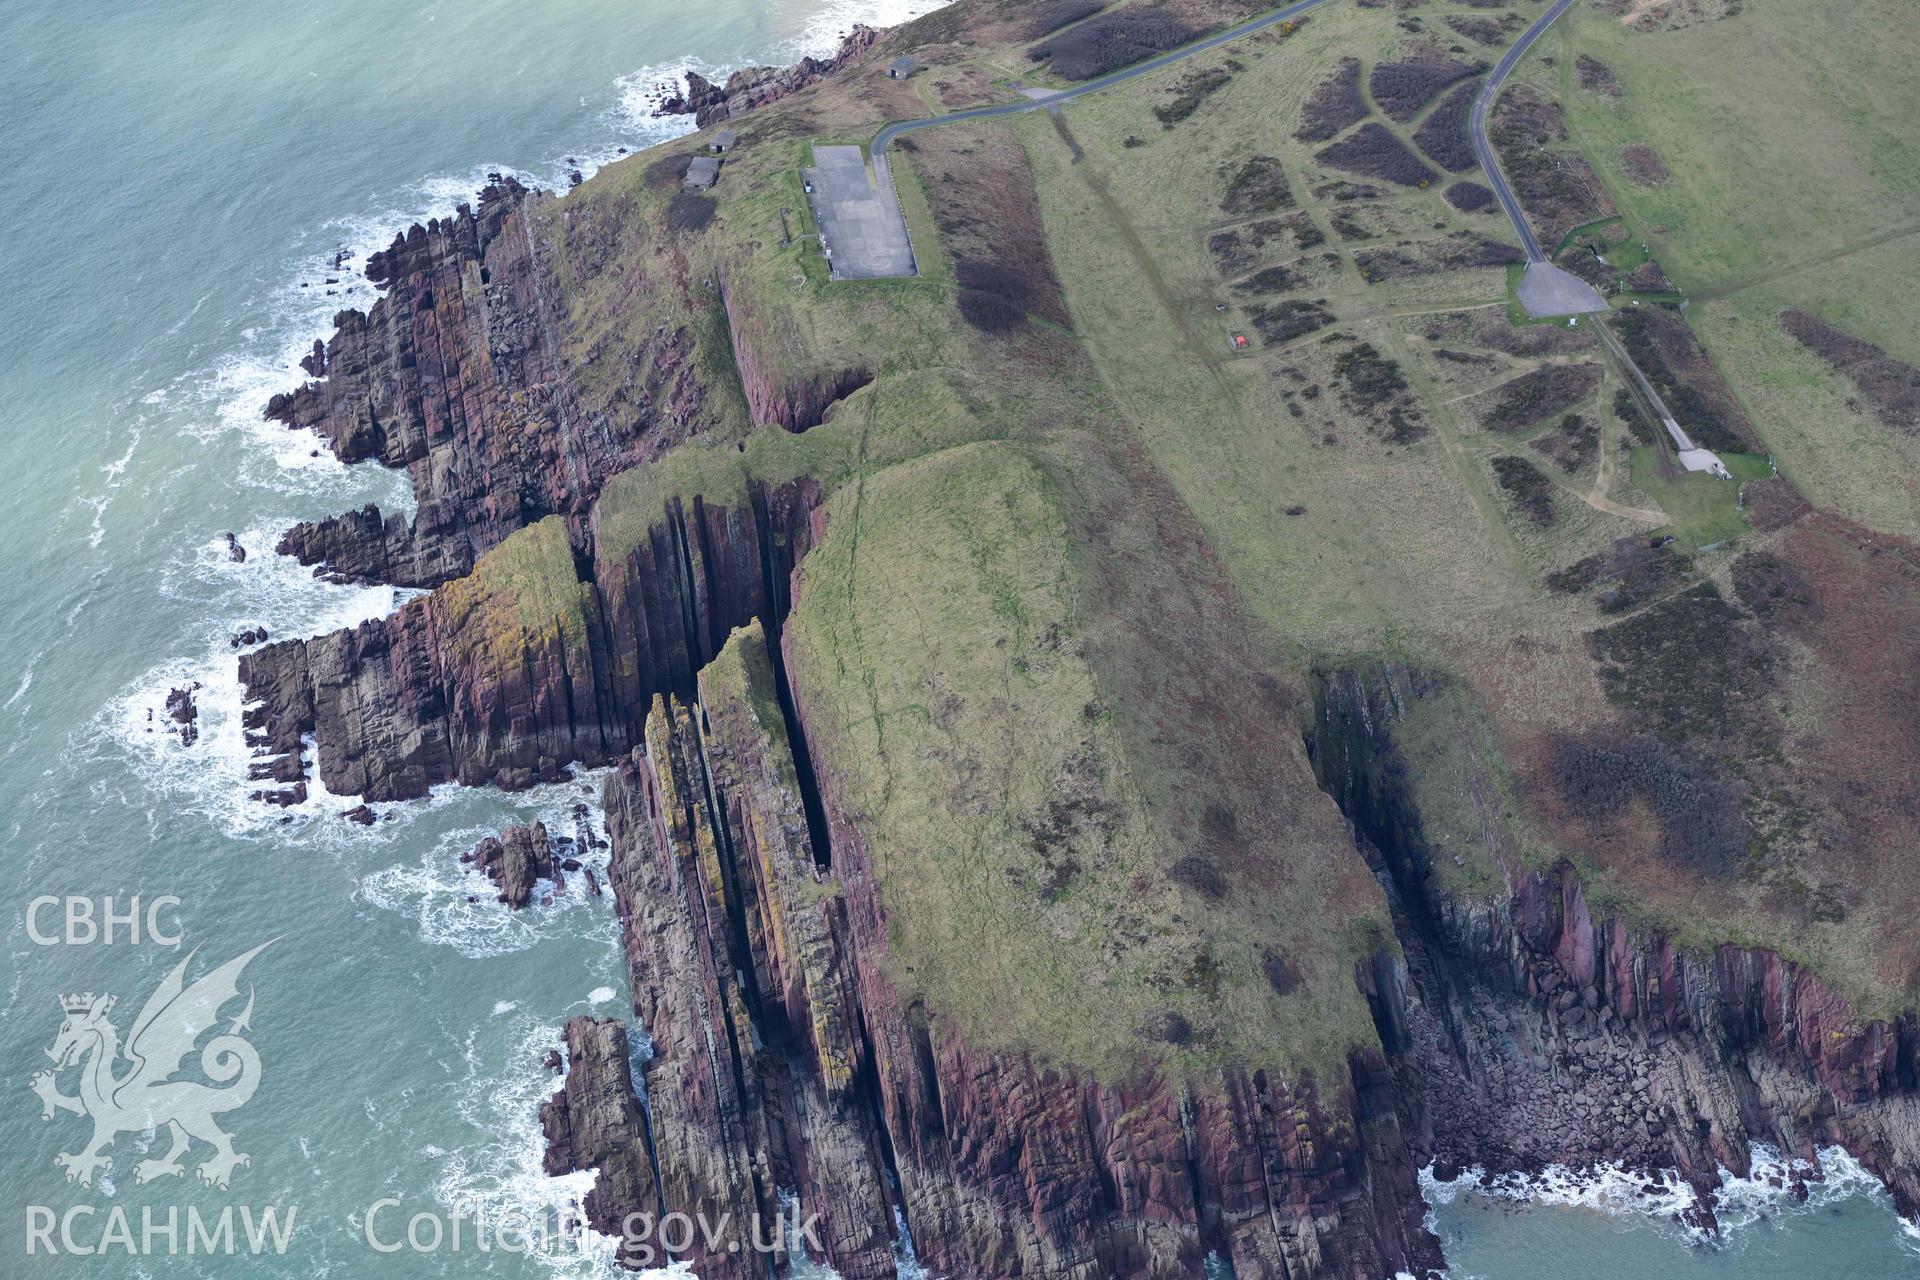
[87,427,144,548]
[786,0,950,63]
[61,13,964,1280]
[357,775,617,959]
[93,0,964,836]
[90,523,404,840]
[609,54,712,146]
[437,1014,627,1278]
[1420,1145,1915,1256]
[4,662,33,710]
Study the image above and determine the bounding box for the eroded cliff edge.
[239,481,820,802]
[544,625,1439,1279]
[230,0,1920,1267]
[1312,666,1920,1230]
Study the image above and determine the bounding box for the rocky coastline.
[1311,667,1920,1234]
[259,173,724,591]
[654,26,880,128]
[233,8,1920,1276]
[511,627,1920,1280]
[544,625,1440,1279]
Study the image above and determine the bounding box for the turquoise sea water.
[0,1,1914,1275]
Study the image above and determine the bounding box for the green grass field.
[1537,0,1920,536]
[1626,448,1773,549]
[428,0,1920,1070]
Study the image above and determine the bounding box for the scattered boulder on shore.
[251,781,307,807]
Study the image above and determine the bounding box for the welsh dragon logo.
[30,943,270,1190]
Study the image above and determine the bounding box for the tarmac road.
[1469,0,1584,263]
[865,0,1588,280]
[869,0,1341,158]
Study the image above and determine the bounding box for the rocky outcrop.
[237,553,616,801]
[1310,665,1920,1230]
[238,481,820,802]
[264,177,709,588]
[656,27,879,128]
[552,625,1442,1278]
[164,684,200,747]
[1410,866,1920,1226]
[539,1016,660,1267]
[466,820,556,908]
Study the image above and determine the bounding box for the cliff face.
[552,625,1443,1279]
[718,270,873,432]
[1410,866,1920,1225]
[263,178,708,588]
[540,1015,660,1267]
[1311,666,1920,1230]
[237,482,819,802]
[656,26,879,128]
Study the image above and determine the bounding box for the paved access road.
[859,0,1342,279]
[870,0,1341,158]
[1468,0,1583,263]
[863,0,1588,282]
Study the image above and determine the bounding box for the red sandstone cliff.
[237,481,819,803]
[1313,666,1920,1232]
[263,178,710,588]
[548,626,1443,1278]
[655,26,880,128]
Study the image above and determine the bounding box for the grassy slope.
[442,0,1918,1061]
[537,57,1395,1079]
[1544,0,1920,536]
[1012,0,1920,1023]
[435,516,599,669]
[1011,4,1659,677]
[1373,3,1920,1015]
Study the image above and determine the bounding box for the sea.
[0,0,1914,1275]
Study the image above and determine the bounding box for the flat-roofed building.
[683,155,720,191]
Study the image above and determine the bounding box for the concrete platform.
[802,145,916,280]
[1515,261,1609,319]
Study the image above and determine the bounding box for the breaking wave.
[1420,1145,1917,1260]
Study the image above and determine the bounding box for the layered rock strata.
[539,1016,660,1267]
[237,481,819,803]
[548,624,1442,1279]
[1311,666,1920,1229]
[656,27,879,128]
[718,271,873,432]
[263,178,707,588]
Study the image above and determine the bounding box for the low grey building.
[887,56,916,79]
[709,130,737,153]
[683,154,720,192]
